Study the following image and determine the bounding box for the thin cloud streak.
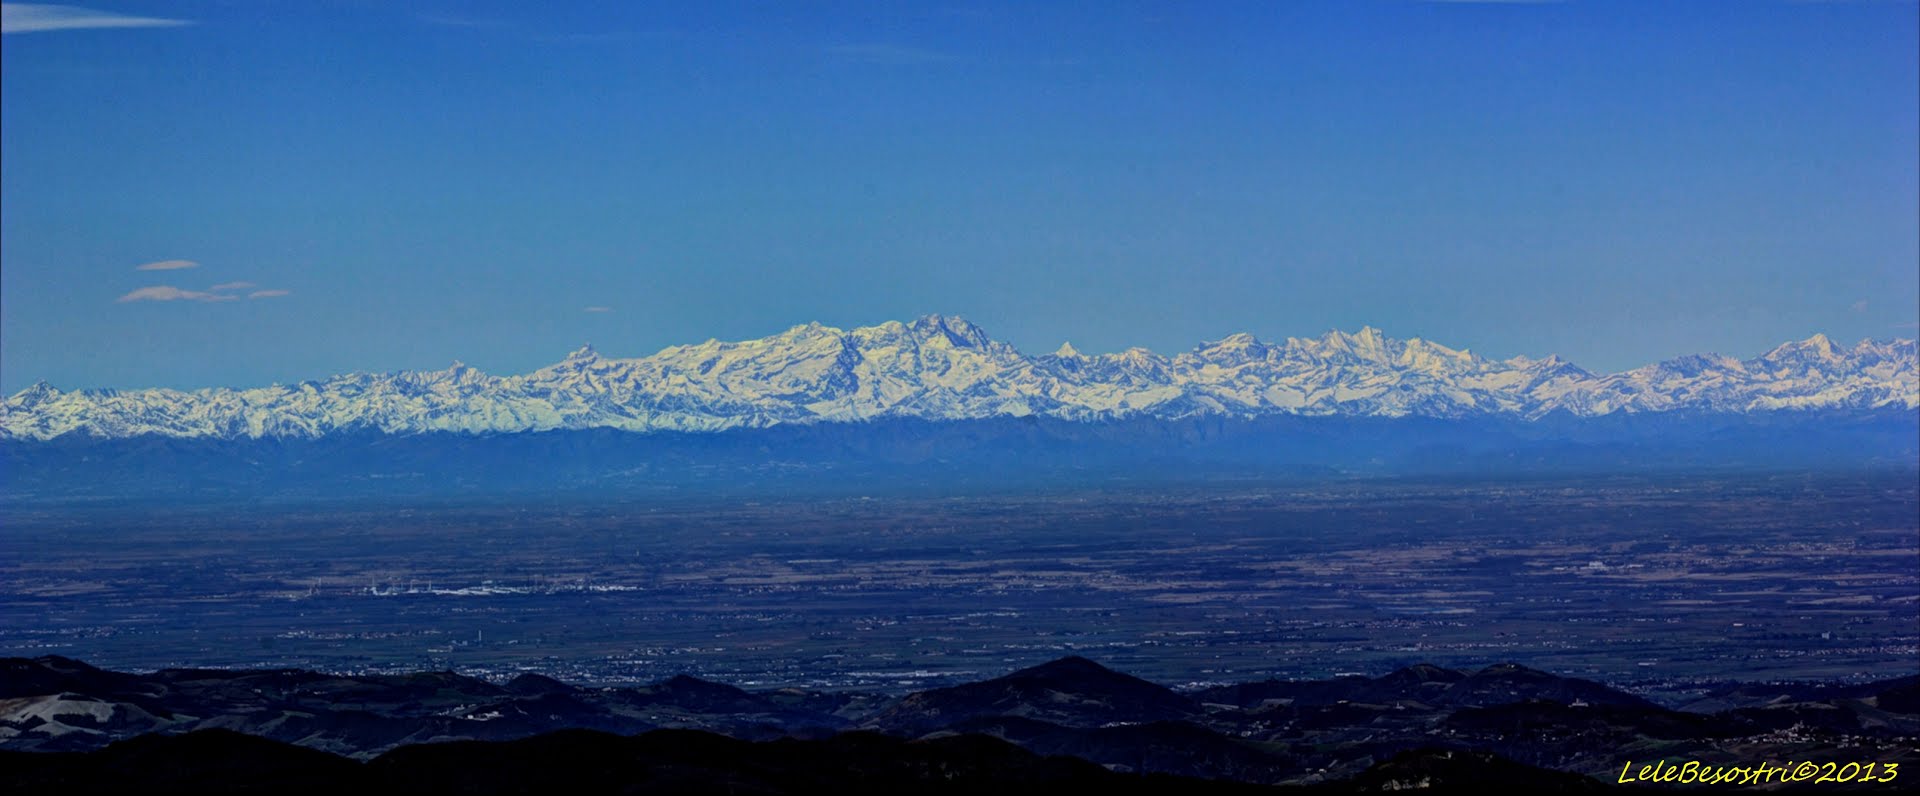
[116,280,288,303]
[417,13,505,29]
[533,29,684,45]
[135,259,198,271]
[583,306,613,313]
[117,286,237,303]
[826,43,959,65]
[1,3,191,34]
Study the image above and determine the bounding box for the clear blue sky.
[3,1,1916,392]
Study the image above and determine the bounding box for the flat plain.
[2,471,1913,702]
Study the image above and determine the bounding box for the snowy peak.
[774,321,841,343]
[415,360,489,384]
[1189,333,1270,366]
[1211,332,1263,347]
[2,321,1914,440]
[1103,347,1171,374]
[1286,326,1403,365]
[1759,333,1852,372]
[1398,338,1480,372]
[10,382,62,409]
[1507,354,1592,380]
[907,314,993,349]
[1646,353,1745,378]
[1330,325,1390,358]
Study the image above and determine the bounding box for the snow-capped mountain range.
[3,316,1915,441]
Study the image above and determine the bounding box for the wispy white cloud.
[135,259,198,271]
[117,285,237,303]
[2,3,191,34]
[583,306,613,313]
[117,275,288,303]
[1851,299,1870,314]
[827,43,958,65]
[534,29,683,45]
[417,13,504,29]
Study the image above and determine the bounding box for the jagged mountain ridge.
[4,315,1915,440]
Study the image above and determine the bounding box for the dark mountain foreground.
[4,655,1916,791]
[1,728,1273,795]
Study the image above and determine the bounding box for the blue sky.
[3,1,1916,392]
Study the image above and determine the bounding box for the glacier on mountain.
[3,316,1915,441]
